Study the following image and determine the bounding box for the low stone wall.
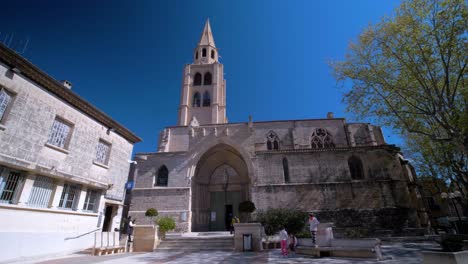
[133,225,160,252]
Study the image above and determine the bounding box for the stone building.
[0,43,140,262]
[128,20,422,235]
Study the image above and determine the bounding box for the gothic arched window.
[204,72,212,85]
[196,51,199,60]
[155,165,169,186]
[202,48,207,57]
[266,131,280,150]
[283,158,290,183]
[348,156,364,180]
[203,91,211,106]
[311,128,335,149]
[193,92,201,107]
[211,50,215,59]
[194,73,202,86]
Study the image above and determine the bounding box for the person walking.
[279,227,289,257]
[308,213,319,247]
[127,216,136,242]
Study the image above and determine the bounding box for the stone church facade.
[129,20,423,235]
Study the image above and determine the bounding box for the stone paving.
[29,242,437,264]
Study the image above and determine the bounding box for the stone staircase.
[156,232,234,251]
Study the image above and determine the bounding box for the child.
[288,233,297,255]
[279,227,289,257]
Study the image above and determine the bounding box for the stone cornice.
[255,144,400,155]
[0,43,141,143]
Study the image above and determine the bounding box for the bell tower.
[177,19,227,126]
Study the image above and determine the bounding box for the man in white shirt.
[308,214,319,247]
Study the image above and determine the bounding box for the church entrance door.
[192,144,250,232]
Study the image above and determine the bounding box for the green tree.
[331,0,467,153]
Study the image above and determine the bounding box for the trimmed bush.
[157,216,176,232]
[239,201,256,213]
[255,208,308,235]
[145,208,159,218]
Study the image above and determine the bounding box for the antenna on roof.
[0,32,31,55]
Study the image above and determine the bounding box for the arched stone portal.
[191,144,250,232]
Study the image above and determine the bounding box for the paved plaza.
[25,242,437,264]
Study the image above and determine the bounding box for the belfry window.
[311,128,335,149]
[283,158,290,183]
[211,50,215,59]
[193,92,201,107]
[266,131,280,150]
[196,51,199,60]
[194,73,202,86]
[348,156,364,180]
[155,165,169,187]
[202,48,207,57]
[204,72,212,85]
[203,91,211,106]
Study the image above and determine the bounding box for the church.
[128,20,423,235]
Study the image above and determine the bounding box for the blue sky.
[1,0,403,153]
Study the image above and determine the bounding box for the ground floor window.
[0,168,24,204]
[59,183,81,209]
[28,175,56,208]
[83,189,100,212]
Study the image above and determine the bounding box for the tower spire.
[198,18,216,48]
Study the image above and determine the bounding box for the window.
[83,189,100,212]
[266,131,280,150]
[27,176,55,208]
[194,73,202,86]
[193,92,201,107]
[59,183,81,209]
[47,118,73,149]
[311,128,335,149]
[203,91,211,106]
[0,87,13,123]
[204,72,212,85]
[202,48,207,57]
[0,168,24,204]
[155,165,169,187]
[211,50,215,59]
[283,158,290,183]
[95,140,111,165]
[196,51,199,60]
[348,156,364,180]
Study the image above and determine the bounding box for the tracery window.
[204,72,212,85]
[283,158,290,183]
[266,131,280,150]
[348,156,364,180]
[155,165,169,187]
[311,128,335,148]
[194,73,202,86]
[193,92,201,107]
[203,91,211,106]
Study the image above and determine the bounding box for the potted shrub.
[145,208,159,224]
[238,201,256,222]
[156,216,176,240]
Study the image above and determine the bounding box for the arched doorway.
[191,144,250,232]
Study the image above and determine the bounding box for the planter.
[422,250,468,264]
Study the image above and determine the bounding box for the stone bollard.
[233,223,263,252]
